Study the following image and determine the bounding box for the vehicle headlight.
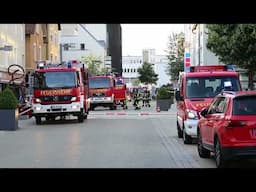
[71,105,78,109]
[35,98,41,103]
[106,97,112,101]
[186,109,198,119]
[71,97,77,101]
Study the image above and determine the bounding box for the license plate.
[51,105,62,109]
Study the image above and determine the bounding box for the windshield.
[89,78,111,88]
[186,76,241,98]
[34,71,77,89]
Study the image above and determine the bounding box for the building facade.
[122,49,169,88]
[122,56,143,87]
[44,24,60,64]
[107,24,122,75]
[184,24,223,67]
[25,24,60,72]
[60,24,107,69]
[0,24,25,91]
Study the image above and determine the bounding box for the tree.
[81,55,102,75]
[132,79,141,86]
[166,32,184,81]
[137,62,158,85]
[100,66,109,74]
[207,24,256,90]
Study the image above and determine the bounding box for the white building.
[184,24,223,66]
[153,55,169,87]
[122,56,143,88]
[122,49,170,88]
[60,24,107,68]
[0,24,25,91]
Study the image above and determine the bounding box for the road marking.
[89,112,176,116]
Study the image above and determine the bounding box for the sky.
[121,24,184,56]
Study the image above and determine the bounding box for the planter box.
[0,109,19,130]
[156,99,172,111]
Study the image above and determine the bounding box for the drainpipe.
[198,25,200,66]
[60,43,63,63]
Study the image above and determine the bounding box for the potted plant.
[0,87,19,130]
[156,86,174,111]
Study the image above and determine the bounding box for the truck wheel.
[214,138,227,168]
[198,129,211,158]
[177,122,183,138]
[183,128,192,144]
[50,117,56,121]
[78,114,84,123]
[35,117,42,125]
[110,105,117,110]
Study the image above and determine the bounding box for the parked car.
[198,90,256,168]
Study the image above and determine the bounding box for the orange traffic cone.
[157,106,160,112]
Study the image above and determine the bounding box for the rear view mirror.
[175,90,183,101]
[200,107,209,117]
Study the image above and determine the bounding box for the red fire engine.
[113,76,128,109]
[175,65,242,144]
[88,73,128,110]
[88,74,117,110]
[31,60,90,124]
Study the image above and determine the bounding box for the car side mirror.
[175,90,183,101]
[200,107,209,117]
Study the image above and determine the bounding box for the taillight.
[224,120,247,128]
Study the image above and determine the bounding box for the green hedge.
[157,86,173,100]
[0,87,19,109]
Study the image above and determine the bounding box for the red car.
[198,90,256,168]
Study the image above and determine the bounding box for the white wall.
[0,24,25,72]
[60,24,106,66]
[185,24,223,67]
[83,24,107,42]
[153,55,169,87]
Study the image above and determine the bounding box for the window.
[80,43,85,50]
[124,68,126,73]
[186,76,241,98]
[127,69,130,73]
[89,78,111,89]
[34,71,76,88]
[69,43,76,48]
[208,97,227,114]
[134,69,136,73]
[64,44,69,51]
[233,96,256,115]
